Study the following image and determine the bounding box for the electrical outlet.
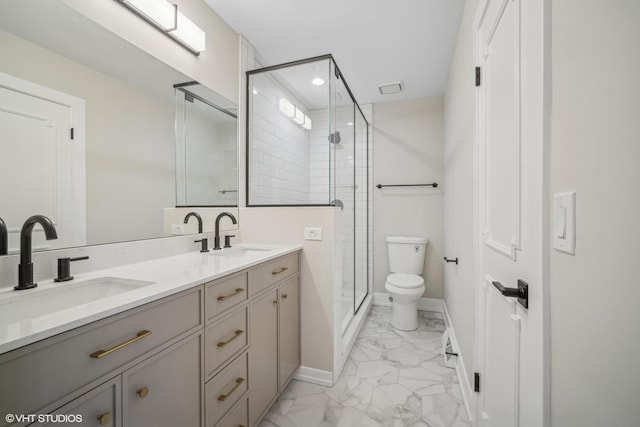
[304,227,322,241]
[171,224,186,235]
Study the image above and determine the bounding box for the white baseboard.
[442,302,474,423]
[373,292,444,312]
[293,366,333,387]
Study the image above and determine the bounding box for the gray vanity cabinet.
[31,377,121,427]
[247,289,279,427]
[248,252,300,427]
[278,276,300,391]
[123,333,202,427]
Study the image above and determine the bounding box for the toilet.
[385,235,428,331]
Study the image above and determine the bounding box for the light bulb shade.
[122,0,177,31]
[302,115,312,130]
[293,107,305,125]
[170,11,206,53]
[278,98,295,118]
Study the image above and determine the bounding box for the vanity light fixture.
[311,77,325,86]
[278,98,296,118]
[278,97,313,130]
[116,0,206,55]
[293,107,306,125]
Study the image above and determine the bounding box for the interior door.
[0,73,85,252]
[474,0,546,426]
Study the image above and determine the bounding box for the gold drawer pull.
[271,267,288,275]
[97,412,112,425]
[217,329,244,348]
[137,386,149,398]
[281,293,288,300]
[217,288,245,301]
[217,377,245,402]
[90,330,152,359]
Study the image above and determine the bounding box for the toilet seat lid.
[387,273,424,289]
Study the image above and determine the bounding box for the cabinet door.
[248,290,278,426]
[278,278,300,390]
[123,333,202,427]
[32,377,121,427]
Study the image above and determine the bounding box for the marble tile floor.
[259,306,471,427]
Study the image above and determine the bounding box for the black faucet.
[0,217,7,256]
[183,211,203,233]
[213,212,237,250]
[15,215,58,290]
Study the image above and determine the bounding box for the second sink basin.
[0,277,154,324]
[208,245,276,257]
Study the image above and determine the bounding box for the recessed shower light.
[347,122,354,126]
[312,78,325,86]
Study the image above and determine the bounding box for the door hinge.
[475,67,481,87]
[70,128,74,140]
[474,372,481,392]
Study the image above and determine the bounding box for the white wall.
[442,0,478,391]
[550,1,640,425]
[373,97,444,298]
[237,207,339,375]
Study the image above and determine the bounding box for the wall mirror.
[0,0,239,255]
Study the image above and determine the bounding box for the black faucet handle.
[224,235,236,248]
[54,255,89,282]
[194,238,209,253]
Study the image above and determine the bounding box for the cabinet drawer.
[205,352,248,427]
[205,272,248,322]
[248,252,299,296]
[30,377,120,427]
[0,287,202,422]
[217,398,248,427]
[205,307,248,379]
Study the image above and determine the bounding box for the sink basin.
[208,245,275,257]
[0,277,154,323]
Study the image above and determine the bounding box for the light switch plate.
[171,224,186,235]
[553,192,576,254]
[304,227,322,241]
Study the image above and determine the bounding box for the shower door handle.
[491,280,528,309]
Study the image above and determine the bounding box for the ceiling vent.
[378,81,403,95]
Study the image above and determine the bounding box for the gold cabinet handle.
[217,288,245,301]
[281,293,288,300]
[217,329,244,348]
[217,377,244,402]
[271,267,288,275]
[272,299,278,305]
[137,386,149,399]
[97,412,112,425]
[90,330,152,359]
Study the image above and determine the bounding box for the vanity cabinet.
[123,333,202,427]
[0,250,300,427]
[31,377,121,427]
[248,253,300,427]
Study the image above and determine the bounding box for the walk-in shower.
[245,55,372,336]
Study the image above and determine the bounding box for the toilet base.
[390,299,419,331]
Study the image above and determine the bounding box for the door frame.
[471,0,552,425]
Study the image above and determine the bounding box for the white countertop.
[0,244,301,354]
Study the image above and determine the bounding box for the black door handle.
[491,280,528,309]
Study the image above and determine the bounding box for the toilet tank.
[387,235,428,275]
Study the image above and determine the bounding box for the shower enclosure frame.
[245,54,371,320]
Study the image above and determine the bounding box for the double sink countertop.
[0,244,302,355]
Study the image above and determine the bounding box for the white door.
[0,73,86,252]
[474,0,547,426]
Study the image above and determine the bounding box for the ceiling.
[205,0,465,105]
